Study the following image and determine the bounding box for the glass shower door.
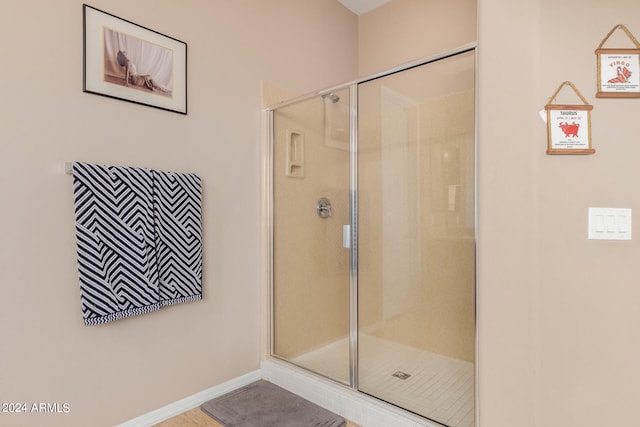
[271,88,351,384]
[357,51,476,427]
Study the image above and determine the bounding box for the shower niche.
[268,48,476,427]
[285,129,305,178]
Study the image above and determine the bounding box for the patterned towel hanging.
[71,162,202,325]
[153,170,203,307]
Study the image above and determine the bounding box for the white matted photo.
[83,4,187,114]
[597,52,640,96]
[547,109,592,152]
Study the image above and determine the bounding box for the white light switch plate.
[588,208,632,240]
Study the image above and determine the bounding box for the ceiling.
[337,0,392,15]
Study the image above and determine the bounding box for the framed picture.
[544,81,595,155]
[596,50,640,98]
[83,4,187,114]
[545,105,594,154]
[595,24,640,98]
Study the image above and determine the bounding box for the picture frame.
[83,4,187,114]
[545,82,595,155]
[595,24,640,98]
[545,105,594,154]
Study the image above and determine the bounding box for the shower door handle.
[342,224,351,249]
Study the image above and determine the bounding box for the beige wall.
[358,0,477,76]
[479,1,640,425]
[0,1,356,426]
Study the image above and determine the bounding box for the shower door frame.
[263,42,478,422]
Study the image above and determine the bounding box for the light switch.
[588,208,632,240]
[606,215,616,233]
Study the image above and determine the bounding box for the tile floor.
[292,334,474,427]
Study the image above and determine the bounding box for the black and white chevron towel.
[72,162,202,326]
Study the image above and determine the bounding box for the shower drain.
[392,371,412,380]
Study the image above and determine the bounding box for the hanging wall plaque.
[545,81,595,155]
[596,24,640,98]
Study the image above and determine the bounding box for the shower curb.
[261,358,440,427]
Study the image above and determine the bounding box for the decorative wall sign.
[595,24,640,98]
[83,4,187,114]
[545,82,595,155]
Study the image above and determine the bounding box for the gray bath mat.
[200,380,346,427]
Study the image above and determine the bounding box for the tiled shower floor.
[292,334,474,427]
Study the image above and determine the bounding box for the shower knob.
[316,197,333,218]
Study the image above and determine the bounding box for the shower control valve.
[316,197,333,219]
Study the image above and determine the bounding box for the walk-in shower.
[266,46,476,427]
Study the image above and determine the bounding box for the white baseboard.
[261,358,438,427]
[115,369,261,427]
[118,360,443,427]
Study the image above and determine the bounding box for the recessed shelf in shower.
[285,129,304,178]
